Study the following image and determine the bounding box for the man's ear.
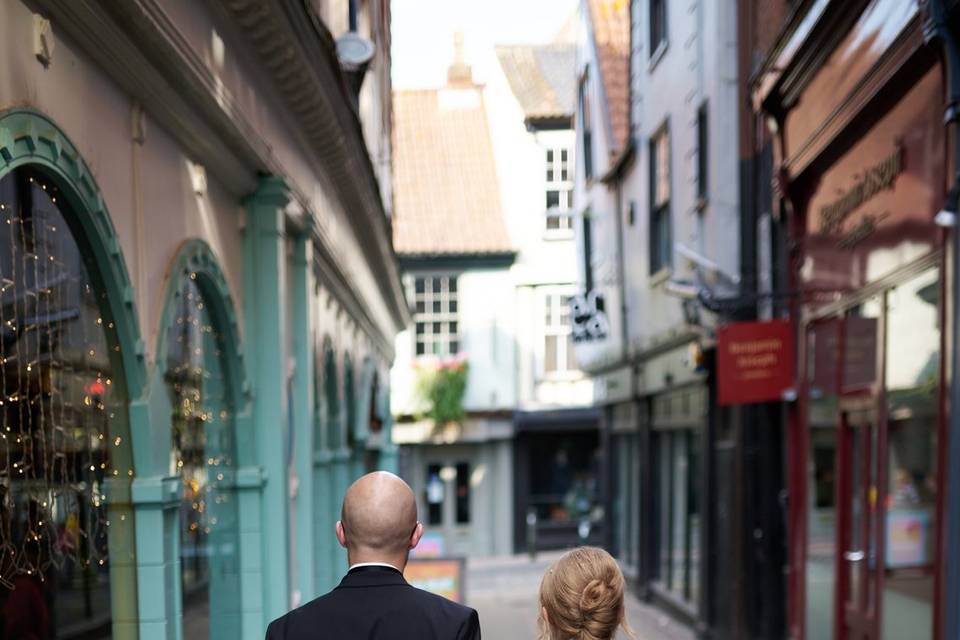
[409,521,424,550]
[335,520,347,549]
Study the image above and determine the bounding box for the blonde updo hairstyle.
[538,547,634,640]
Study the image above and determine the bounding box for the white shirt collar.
[348,561,402,572]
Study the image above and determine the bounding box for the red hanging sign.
[717,320,794,406]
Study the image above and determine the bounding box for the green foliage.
[415,357,468,426]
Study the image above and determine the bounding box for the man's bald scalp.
[340,471,418,553]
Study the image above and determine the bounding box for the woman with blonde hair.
[538,546,634,640]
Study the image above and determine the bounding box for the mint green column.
[313,451,336,593]
[290,232,317,602]
[130,474,182,640]
[235,464,267,640]
[330,448,351,573]
[243,176,291,625]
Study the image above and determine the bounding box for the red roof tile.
[587,0,630,158]
[392,87,513,257]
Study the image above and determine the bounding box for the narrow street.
[466,554,694,640]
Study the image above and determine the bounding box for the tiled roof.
[587,0,630,158]
[495,44,576,122]
[392,88,513,257]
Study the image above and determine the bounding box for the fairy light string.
[0,168,122,626]
[167,274,236,598]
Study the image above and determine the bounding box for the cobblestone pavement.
[465,553,695,640]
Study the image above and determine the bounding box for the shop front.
[757,2,947,637]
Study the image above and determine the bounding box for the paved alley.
[465,554,695,640]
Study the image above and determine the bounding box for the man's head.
[336,471,423,568]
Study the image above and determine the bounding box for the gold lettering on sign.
[818,147,902,235]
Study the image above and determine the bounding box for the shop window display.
[0,168,126,638]
[166,275,240,639]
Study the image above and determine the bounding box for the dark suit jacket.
[265,565,481,640]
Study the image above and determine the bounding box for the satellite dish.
[336,32,376,71]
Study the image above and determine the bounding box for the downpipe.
[922,1,960,637]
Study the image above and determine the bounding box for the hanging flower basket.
[415,355,468,428]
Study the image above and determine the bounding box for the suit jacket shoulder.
[265,567,480,640]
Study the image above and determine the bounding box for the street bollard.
[526,508,537,561]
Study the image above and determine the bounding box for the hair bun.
[579,577,615,614]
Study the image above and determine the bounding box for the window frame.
[412,274,460,357]
[579,68,594,181]
[649,0,668,62]
[539,290,580,380]
[545,145,574,233]
[649,122,672,277]
[697,101,709,207]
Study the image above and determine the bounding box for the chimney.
[447,31,473,86]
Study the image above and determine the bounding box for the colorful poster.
[404,558,465,603]
[886,509,930,568]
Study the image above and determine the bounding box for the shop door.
[837,406,882,640]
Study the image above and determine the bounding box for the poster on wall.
[404,558,466,603]
[886,509,931,568]
[717,320,794,406]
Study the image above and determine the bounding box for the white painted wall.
[571,1,627,374]
[623,0,741,352]
[483,46,594,409]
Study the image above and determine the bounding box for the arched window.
[165,275,239,638]
[0,167,128,638]
[324,347,340,451]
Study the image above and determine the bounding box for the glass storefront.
[652,428,700,609]
[802,266,940,640]
[0,167,125,639]
[166,276,240,639]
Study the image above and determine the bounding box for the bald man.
[265,472,481,640]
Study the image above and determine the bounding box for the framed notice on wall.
[403,557,466,603]
[717,320,795,406]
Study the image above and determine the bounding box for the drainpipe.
[922,1,960,638]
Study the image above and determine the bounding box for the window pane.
[882,268,939,639]
[450,340,459,355]
[416,341,426,356]
[415,278,425,294]
[449,278,457,293]
[415,299,425,313]
[432,278,441,293]
[415,322,425,336]
[426,465,444,525]
[547,149,554,163]
[567,335,579,370]
[671,433,689,598]
[545,335,558,373]
[657,433,672,585]
[449,299,458,313]
[433,300,442,313]
[433,322,442,333]
[547,215,561,230]
[449,321,458,335]
[546,190,560,209]
[561,149,568,162]
[456,463,471,524]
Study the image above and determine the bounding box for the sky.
[391,0,578,89]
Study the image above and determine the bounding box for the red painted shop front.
[762,3,949,638]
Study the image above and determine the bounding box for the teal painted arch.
[151,238,253,470]
[0,109,148,411]
[343,353,357,447]
[0,108,147,637]
[321,338,344,451]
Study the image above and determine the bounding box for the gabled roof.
[586,0,630,158]
[392,87,513,257]
[495,44,576,123]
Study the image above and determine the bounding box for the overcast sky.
[391,0,578,89]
